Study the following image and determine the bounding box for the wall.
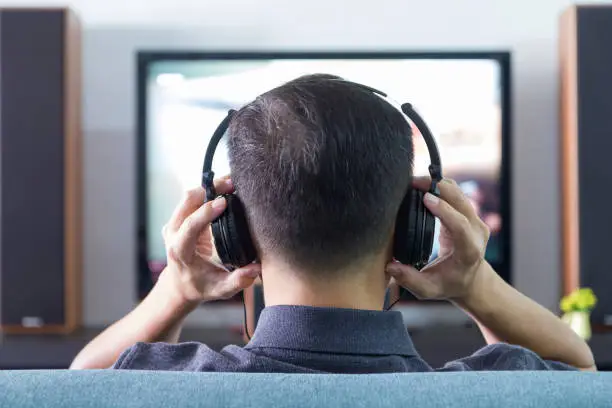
[3,0,606,326]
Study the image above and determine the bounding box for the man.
[71,75,595,372]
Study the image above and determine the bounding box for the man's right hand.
[70,177,261,370]
[159,177,261,306]
[386,177,491,301]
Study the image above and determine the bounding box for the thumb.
[386,262,433,297]
[174,197,227,259]
[221,264,261,296]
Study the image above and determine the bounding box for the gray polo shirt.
[113,305,574,372]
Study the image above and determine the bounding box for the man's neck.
[260,258,389,311]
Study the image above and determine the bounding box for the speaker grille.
[565,6,612,326]
[0,10,66,325]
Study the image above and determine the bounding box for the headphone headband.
[201,80,443,197]
[202,109,236,202]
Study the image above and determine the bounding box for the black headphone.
[201,80,443,271]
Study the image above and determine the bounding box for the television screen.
[137,52,511,298]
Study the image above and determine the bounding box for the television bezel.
[136,51,512,300]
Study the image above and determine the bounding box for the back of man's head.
[228,74,413,275]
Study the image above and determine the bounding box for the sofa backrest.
[0,370,609,407]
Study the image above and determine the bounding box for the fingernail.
[212,196,226,209]
[225,178,233,188]
[424,193,439,205]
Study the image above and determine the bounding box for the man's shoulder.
[112,341,247,371]
[439,343,577,372]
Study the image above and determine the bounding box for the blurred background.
[70,0,588,325]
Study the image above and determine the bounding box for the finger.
[174,197,227,259]
[422,193,471,244]
[168,178,234,232]
[214,175,235,196]
[412,176,432,192]
[216,264,261,298]
[436,179,477,220]
[386,262,438,299]
[413,177,476,221]
[161,224,168,240]
[167,188,205,232]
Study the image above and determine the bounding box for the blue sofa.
[0,370,610,407]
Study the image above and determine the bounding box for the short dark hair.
[228,74,413,273]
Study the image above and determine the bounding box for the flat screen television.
[137,51,512,300]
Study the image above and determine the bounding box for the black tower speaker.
[0,8,82,334]
[560,5,612,329]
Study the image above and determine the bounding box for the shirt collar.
[244,305,418,357]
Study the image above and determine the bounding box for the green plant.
[560,288,598,313]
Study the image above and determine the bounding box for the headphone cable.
[242,292,252,341]
[385,287,407,311]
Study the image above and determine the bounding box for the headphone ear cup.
[413,190,425,262]
[412,189,437,269]
[214,194,257,268]
[393,190,419,265]
[393,189,436,269]
[211,206,232,266]
[420,206,436,266]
